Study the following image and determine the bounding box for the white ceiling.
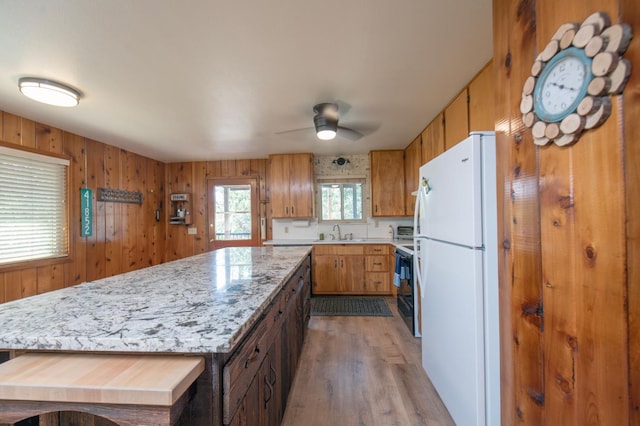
[0,1,493,163]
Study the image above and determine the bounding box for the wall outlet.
[284,226,289,233]
[187,227,197,235]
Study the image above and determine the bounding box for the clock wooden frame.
[521,11,633,146]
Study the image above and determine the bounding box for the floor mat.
[311,296,392,317]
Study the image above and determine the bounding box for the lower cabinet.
[313,244,392,295]
[225,256,311,426]
[364,245,392,294]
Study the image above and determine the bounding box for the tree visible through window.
[214,184,252,240]
[318,179,363,222]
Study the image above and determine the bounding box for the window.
[0,146,69,265]
[214,184,252,240]
[318,178,364,222]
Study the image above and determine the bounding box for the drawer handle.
[244,346,260,368]
[264,374,273,407]
[373,262,383,266]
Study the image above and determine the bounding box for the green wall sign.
[81,188,93,237]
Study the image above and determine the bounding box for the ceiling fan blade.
[337,126,364,141]
[274,126,313,136]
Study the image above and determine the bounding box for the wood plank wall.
[165,160,269,261]
[0,111,166,303]
[493,0,639,424]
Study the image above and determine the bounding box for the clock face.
[533,47,592,122]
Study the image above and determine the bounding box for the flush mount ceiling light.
[313,103,338,140]
[18,77,80,107]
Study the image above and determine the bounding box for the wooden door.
[468,61,495,132]
[207,178,260,250]
[370,150,405,217]
[422,113,445,164]
[364,272,389,294]
[422,112,444,164]
[444,88,469,150]
[268,155,290,218]
[289,154,314,217]
[404,135,422,216]
[312,255,339,294]
[341,255,365,293]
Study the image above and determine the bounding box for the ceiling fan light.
[313,113,337,140]
[18,77,80,107]
[317,129,337,140]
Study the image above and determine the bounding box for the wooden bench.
[0,353,205,426]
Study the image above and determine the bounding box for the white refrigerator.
[413,131,500,426]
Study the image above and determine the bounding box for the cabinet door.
[370,150,405,217]
[312,255,340,294]
[289,153,314,217]
[364,272,390,294]
[229,368,261,426]
[269,155,290,218]
[404,136,422,216]
[366,255,388,272]
[341,255,365,293]
[422,113,445,164]
[468,61,495,133]
[444,88,470,151]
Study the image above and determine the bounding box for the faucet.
[332,224,342,241]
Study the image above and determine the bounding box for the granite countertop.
[0,246,311,354]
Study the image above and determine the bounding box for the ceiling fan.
[276,102,373,141]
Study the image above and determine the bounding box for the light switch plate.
[187,227,197,235]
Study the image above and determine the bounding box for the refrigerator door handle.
[414,188,428,299]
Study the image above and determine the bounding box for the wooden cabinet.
[468,61,495,133]
[370,150,405,217]
[312,245,365,294]
[313,244,392,295]
[364,245,392,294]
[422,113,445,164]
[225,256,310,426]
[404,136,422,216]
[269,153,314,218]
[444,88,470,151]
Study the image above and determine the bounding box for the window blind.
[0,146,69,265]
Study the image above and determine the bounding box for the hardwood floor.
[282,297,454,426]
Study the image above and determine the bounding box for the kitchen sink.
[313,238,367,242]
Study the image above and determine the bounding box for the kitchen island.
[0,246,312,425]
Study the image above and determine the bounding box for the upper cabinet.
[468,61,495,132]
[404,136,421,216]
[422,113,445,164]
[269,153,314,218]
[444,88,470,150]
[370,150,405,217]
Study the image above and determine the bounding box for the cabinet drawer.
[313,244,364,255]
[223,319,269,422]
[364,244,390,255]
[365,272,391,294]
[366,255,389,272]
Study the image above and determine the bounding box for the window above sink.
[317,177,365,223]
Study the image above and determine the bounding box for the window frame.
[0,142,71,272]
[316,177,366,224]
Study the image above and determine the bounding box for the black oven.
[395,248,416,336]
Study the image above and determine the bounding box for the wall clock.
[520,11,633,146]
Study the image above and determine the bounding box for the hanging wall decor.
[97,188,143,204]
[520,11,632,146]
